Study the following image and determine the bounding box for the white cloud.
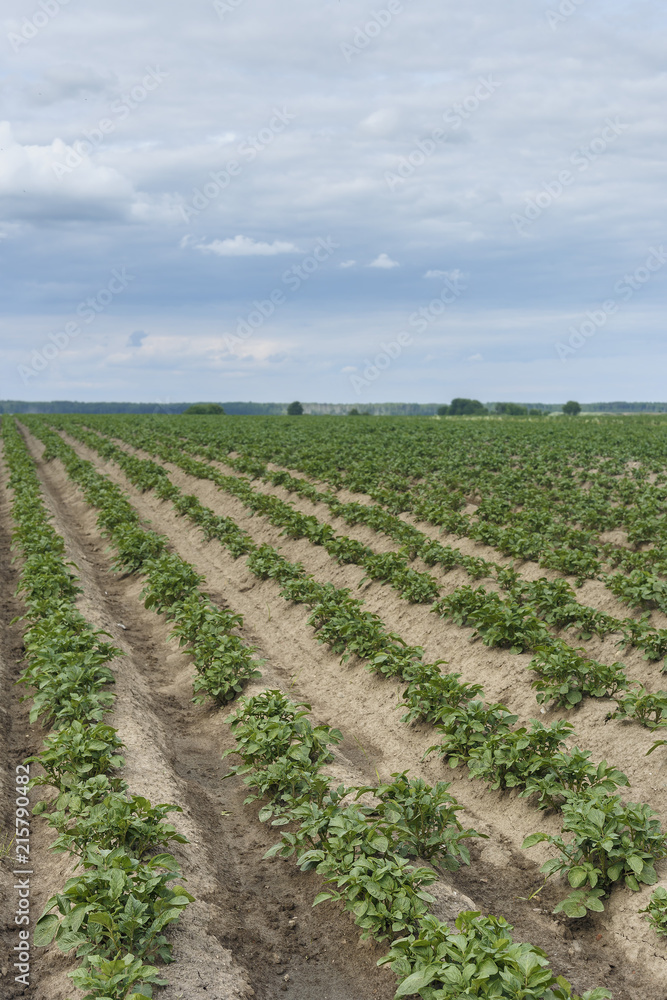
[184,235,302,257]
[369,253,400,269]
[339,260,357,268]
[467,353,483,362]
[358,109,400,137]
[0,122,134,211]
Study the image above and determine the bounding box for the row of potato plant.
[94,413,667,586]
[2,416,194,1000]
[50,419,446,605]
[224,689,610,1000]
[14,419,614,998]
[74,417,667,669]
[27,419,667,927]
[208,438,667,632]
[44,418,667,721]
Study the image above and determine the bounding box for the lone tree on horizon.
[563,400,581,416]
[438,398,488,416]
[287,400,304,415]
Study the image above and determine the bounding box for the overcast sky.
[1,0,666,404]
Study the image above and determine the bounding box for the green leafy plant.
[528,643,627,708]
[465,721,575,792]
[435,586,550,653]
[67,951,167,1000]
[359,771,482,867]
[311,851,437,941]
[379,911,612,1000]
[609,681,667,728]
[38,791,186,858]
[141,554,204,612]
[519,749,628,811]
[428,701,518,769]
[523,789,667,917]
[400,664,483,725]
[34,847,193,963]
[607,569,667,614]
[640,885,667,937]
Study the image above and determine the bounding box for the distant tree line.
[2,399,666,416]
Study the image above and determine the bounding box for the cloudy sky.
[1,0,666,404]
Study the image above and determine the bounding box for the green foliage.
[67,951,167,1000]
[609,681,667,728]
[512,577,619,639]
[34,847,193,963]
[429,701,518,769]
[167,595,263,704]
[380,911,612,1000]
[246,543,305,583]
[37,789,186,858]
[287,400,304,415]
[495,402,529,416]
[524,789,667,916]
[528,643,627,708]
[311,852,437,941]
[361,550,440,603]
[520,749,628,811]
[607,569,667,614]
[223,690,342,813]
[228,693,480,945]
[435,586,550,653]
[562,400,581,416]
[183,403,225,414]
[359,771,481,867]
[447,398,488,416]
[465,721,575,792]
[26,721,126,790]
[141,554,204,612]
[400,664,483,725]
[640,886,667,937]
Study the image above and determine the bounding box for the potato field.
[3,412,667,1000]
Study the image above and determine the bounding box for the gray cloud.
[2,0,667,402]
